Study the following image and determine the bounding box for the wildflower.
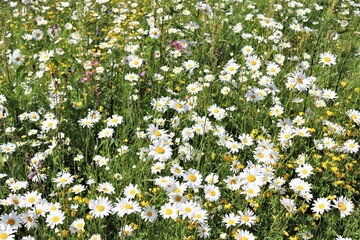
[113,198,141,217]
[89,197,113,218]
[183,168,203,188]
[295,164,314,179]
[53,172,74,188]
[148,141,173,161]
[238,209,256,226]
[149,28,161,39]
[160,203,178,220]
[41,119,58,132]
[21,191,42,208]
[204,185,221,202]
[280,198,297,214]
[342,139,359,153]
[0,223,16,240]
[333,196,354,218]
[0,143,16,154]
[141,206,158,222]
[45,210,65,229]
[319,52,336,66]
[70,218,85,233]
[191,208,208,224]
[97,182,115,195]
[234,229,256,240]
[98,127,114,139]
[222,213,240,228]
[123,184,140,199]
[183,60,199,71]
[1,210,23,229]
[32,29,43,40]
[311,198,331,215]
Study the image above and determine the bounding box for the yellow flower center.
[247,189,254,194]
[243,215,250,222]
[59,178,67,183]
[247,174,256,182]
[297,185,304,191]
[165,209,172,215]
[338,203,347,211]
[28,197,36,203]
[155,146,165,154]
[52,216,60,223]
[188,174,197,182]
[76,223,84,229]
[318,203,325,209]
[124,204,133,210]
[154,130,162,136]
[0,233,8,239]
[209,190,216,196]
[97,205,105,212]
[228,219,235,225]
[323,56,331,63]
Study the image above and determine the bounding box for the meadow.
[0,0,360,239]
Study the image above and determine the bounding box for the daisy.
[238,209,256,227]
[1,210,23,229]
[10,49,24,65]
[72,184,86,194]
[0,143,16,154]
[234,229,255,240]
[280,198,297,214]
[246,55,261,71]
[53,172,74,188]
[241,184,260,199]
[89,197,113,218]
[222,213,240,228]
[191,208,208,224]
[160,203,178,220]
[41,119,58,132]
[128,56,143,69]
[113,198,141,217]
[45,210,65,229]
[205,173,219,184]
[333,196,354,218]
[204,185,221,202]
[21,191,42,208]
[0,224,16,240]
[141,206,158,222]
[342,139,359,153]
[311,198,331,215]
[70,218,85,233]
[295,163,314,179]
[20,211,38,230]
[149,27,161,39]
[98,127,114,139]
[208,104,226,120]
[347,109,360,125]
[266,62,280,76]
[97,182,115,195]
[148,141,172,161]
[197,223,211,238]
[32,29,43,40]
[319,52,336,66]
[123,184,140,199]
[179,201,198,219]
[183,168,203,188]
[241,46,253,55]
[289,178,312,196]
